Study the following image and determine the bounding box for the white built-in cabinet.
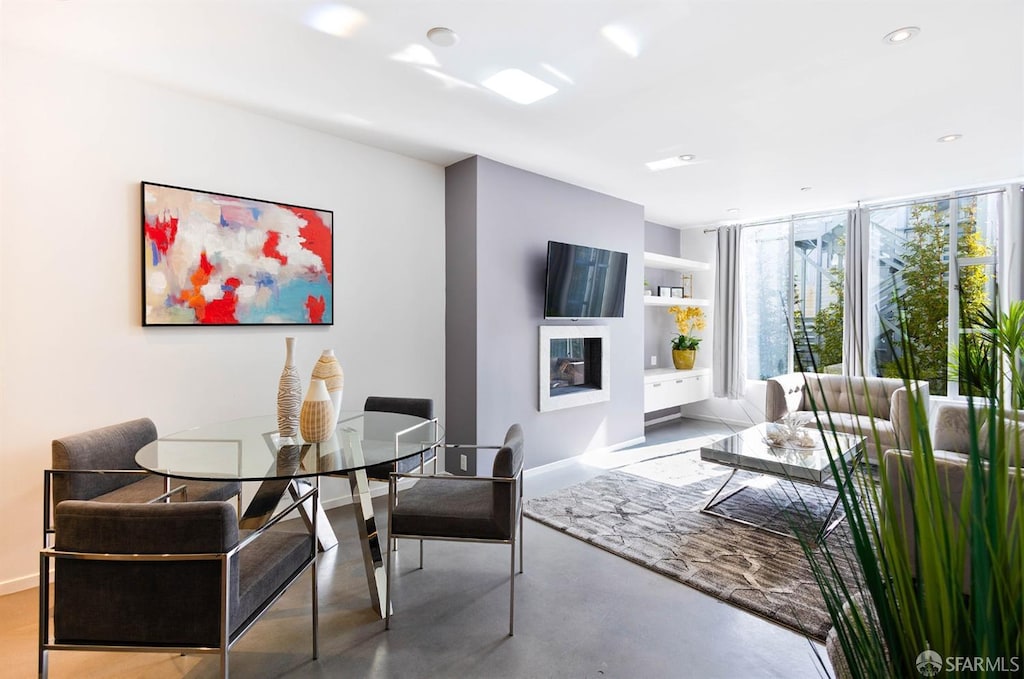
[642,251,712,413]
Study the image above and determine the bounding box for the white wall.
[0,47,446,593]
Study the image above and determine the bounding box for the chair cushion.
[235,530,314,636]
[93,474,241,504]
[391,478,511,540]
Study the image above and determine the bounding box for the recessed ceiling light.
[726,208,741,214]
[883,26,920,44]
[306,4,367,38]
[937,134,962,143]
[482,69,557,105]
[426,27,459,47]
[601,25,640,58]
[645,155,697,171]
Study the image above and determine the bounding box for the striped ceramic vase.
[276,337,302,438]
[299,379,335,443]
[311,349,344,431]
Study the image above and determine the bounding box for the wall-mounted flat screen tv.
[544,241,628,318]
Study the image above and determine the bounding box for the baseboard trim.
[645,412,682,427]
[1,572,43,596]
[319,476,416,511]
[678,412,756,429]
[523,436,646,480]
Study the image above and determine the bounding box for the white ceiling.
[5,0,1023,227]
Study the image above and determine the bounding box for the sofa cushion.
[803,374,903,420]
[795,410,897,448]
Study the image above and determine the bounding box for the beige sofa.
[765,372,929,464]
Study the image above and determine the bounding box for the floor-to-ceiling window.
[735,186,1011,391]
[741,212,847,380]
[867,191,1000,396]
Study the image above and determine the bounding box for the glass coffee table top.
[700,422,863,485]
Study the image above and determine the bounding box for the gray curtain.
[842,206,870,376]
[713,225,746,398]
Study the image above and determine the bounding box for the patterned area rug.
[524,450,860,641]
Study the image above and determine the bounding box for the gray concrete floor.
[7,417,832,678]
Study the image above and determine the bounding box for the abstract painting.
[142,182,333,326]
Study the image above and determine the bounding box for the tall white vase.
[311,349,344,431]
[276,337,302,438]
[300,379,335,443]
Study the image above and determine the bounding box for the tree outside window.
[871,197,995,396]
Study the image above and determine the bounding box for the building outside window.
[741,212,847,380]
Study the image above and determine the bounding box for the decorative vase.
[276,337,302,438]
[300,379,335,443]
[672,349,696,370]
[311,349,344,431]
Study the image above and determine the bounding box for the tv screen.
[544,241,628,318]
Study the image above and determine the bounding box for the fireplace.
[538,325,610,412]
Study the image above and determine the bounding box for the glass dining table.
[135,410,442,617]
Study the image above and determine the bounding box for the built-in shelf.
[644,367,711,382]
[643,296,710,307]
[643,251,711,273]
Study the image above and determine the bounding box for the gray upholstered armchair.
[765,373,929,463]
[385,423,524,636]
[44,418,241,544]
[39,487,318,678]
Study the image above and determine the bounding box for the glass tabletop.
[135,411,443,482]
[700,422,863,484]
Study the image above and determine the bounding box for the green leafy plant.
[797,295,1024,678]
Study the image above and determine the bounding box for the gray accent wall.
[445,156,646,469]
[445,157,478,467]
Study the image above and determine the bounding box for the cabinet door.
[644,379,675,412]
[674,373,710,404]
[644,373,711,412]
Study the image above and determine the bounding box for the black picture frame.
[141,181,334,326]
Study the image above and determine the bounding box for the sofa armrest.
[889,381,929,450]
[765,373,808,422]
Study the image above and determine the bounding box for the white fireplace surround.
[538,325,611,412]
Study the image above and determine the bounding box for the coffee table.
[699,422,864,543]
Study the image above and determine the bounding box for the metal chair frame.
[38,485,319,679]
[385,442,524,636]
